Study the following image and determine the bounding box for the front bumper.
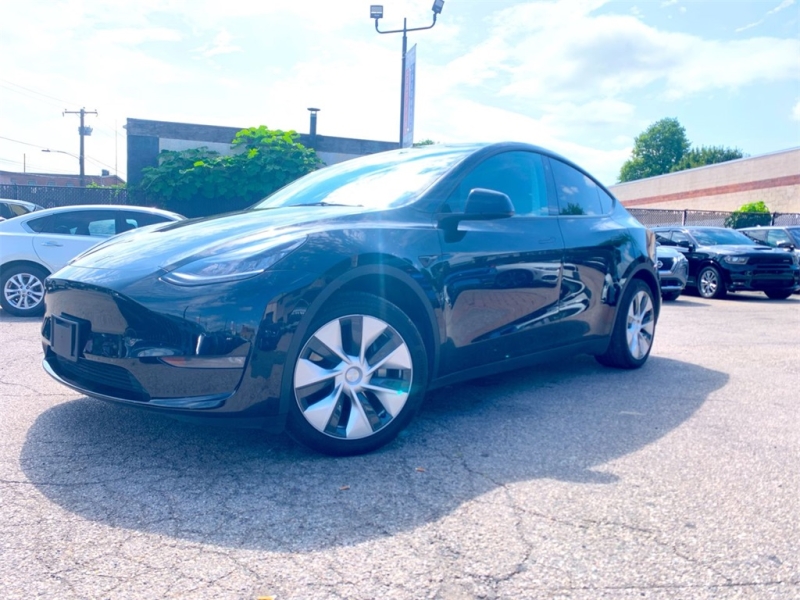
[725,265,800,292]
[40,267,312,430]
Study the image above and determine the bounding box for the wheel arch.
[625,264,661,320]
[274,262,441,420]
[0,260,51,279]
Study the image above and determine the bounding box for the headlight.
[723,255,748,264]
[161,235,306,286]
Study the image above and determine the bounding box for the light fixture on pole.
[371,2,444,147]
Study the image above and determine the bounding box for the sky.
[0,0,798,186]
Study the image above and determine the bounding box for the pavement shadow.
[21,355,726,552]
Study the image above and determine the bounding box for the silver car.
[656,245,688,301]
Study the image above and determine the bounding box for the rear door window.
[549,159,604,216]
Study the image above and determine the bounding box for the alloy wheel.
[4,272,45,311]
[625,290,655,360]
[699,269,719,298]
[294,314,413,440]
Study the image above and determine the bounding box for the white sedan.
[0,204,183,316]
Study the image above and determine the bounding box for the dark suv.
[652,226,800,300]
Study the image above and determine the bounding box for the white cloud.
[661,0,678,6]
[736,0,795,32]
[793,101,800,121]
[194,30,242,58]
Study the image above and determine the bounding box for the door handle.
[41,242,63,247]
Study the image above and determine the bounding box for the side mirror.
[676,240,695,251]
[438,188,514,230]
[465,188,514,218]
[777,241,796,250]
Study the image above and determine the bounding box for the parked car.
[41,143,660,455]
[738,225,800,253]
[0,204,184,316]
[656,245,688,301]
[652,226,800,300]
[0,198,44,221]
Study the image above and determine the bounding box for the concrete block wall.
[608,148,800,213]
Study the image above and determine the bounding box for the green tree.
[413,139,436,147]
[618,118,690,182]
[724,201,771,229]
[136,126,322,217]
[671,145,744,172]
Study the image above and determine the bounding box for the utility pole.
[63,108,97,187]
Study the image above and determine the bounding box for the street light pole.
[371,1,444,147]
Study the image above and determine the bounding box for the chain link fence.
[0,184,136,209]
[628,208,800,228]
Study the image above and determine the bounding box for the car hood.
[68,205,373,272]
[703,244,783,255]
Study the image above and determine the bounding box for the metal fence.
[628,208,800,228]
[0,184,134,209]
[3,184,800,226]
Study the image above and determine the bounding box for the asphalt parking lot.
[1,293,798,599]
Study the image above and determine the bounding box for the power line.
[0,78,81,108]
[0,135,49,149]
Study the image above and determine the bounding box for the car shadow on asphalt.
[20,355,727,552]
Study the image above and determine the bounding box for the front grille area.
[659,257,674,270]
[749,255,793,267]
[53,355,149,402]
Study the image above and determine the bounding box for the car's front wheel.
[764,289,792,300]
[596,279,656,369]
[697,265,726,299]
[1,264,48,317]
[286,292,428,456]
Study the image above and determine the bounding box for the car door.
[29,209,118,273]
[547,157,628,343]
[433,150,565,374]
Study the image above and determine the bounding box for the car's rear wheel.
[661,290,681,301]
[596,279,656,369]
[286,292,428,456]
[697,265,725,299]
[1,264,48,317]
[764,289,792,300]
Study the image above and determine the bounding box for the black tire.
[1,264,49,317]
[764,290,792,300]
[661,290,682,302]
[596,279,656,370]
[697,265,726,299]
[285,292,428,456]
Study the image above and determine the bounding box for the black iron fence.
[3,184,800,226]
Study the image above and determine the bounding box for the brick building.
[608,147,800,213]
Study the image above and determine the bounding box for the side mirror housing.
[464,188,514,218]
[438,188,514,230]
[676,240,695,251]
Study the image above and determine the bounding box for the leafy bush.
[136,126,322,217]
[724,201,771,229]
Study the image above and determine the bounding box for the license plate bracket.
[52,316,81,362]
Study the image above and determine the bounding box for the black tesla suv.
[42,143,660,455]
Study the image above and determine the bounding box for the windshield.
[253,145,479,210]
[692,228,756,246]
[787,227,800,245]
